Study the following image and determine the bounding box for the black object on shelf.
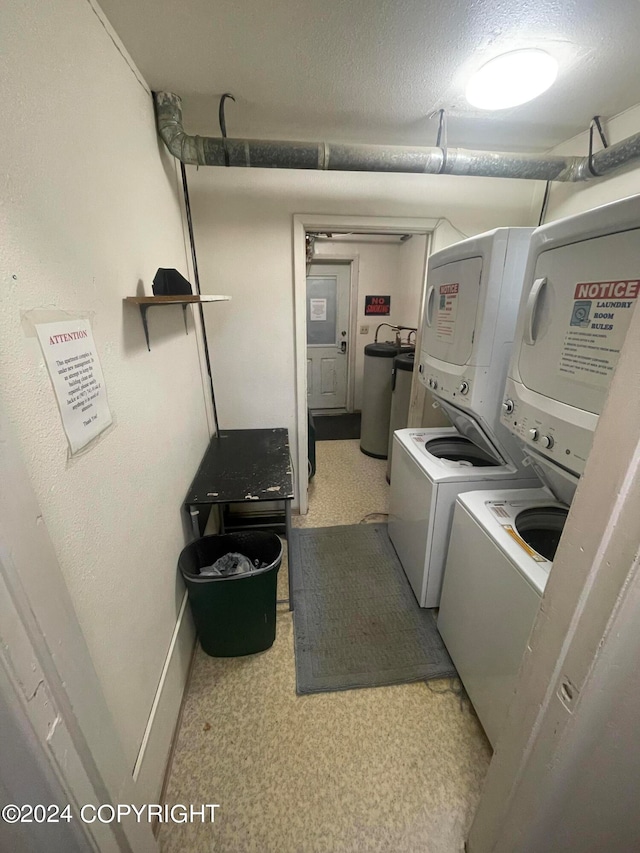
[179,532,282,656]
[152,267,192,296]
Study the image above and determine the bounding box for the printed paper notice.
[35,319,113,454]
[309,298,327,321]
[436,283,459,341]
[558,280,639,388]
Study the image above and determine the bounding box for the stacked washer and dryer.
[437,194,640,747]
[388,227,541,608]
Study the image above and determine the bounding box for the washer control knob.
[541,434,554,449]
[528,428,539,441]
[502,399,515,415]
[427,377,433,388]
[459,381,470,395]
[432,379,438,390]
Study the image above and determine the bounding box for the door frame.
[0,394,158,853]
[306,257,359,414]
[293,214,439,514]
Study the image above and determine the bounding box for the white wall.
[188,167,535,475]
[539,103,640,221]
[1,0,208,790]
[395,234,449,428]
[396,234,429,328]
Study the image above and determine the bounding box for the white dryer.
[389,228,540,607]
[438,193,640,746]
[437,488,566,746]
[501,193,640,502]
[388,428,539,608]
[418,226,535,470]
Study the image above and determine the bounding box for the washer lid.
[526,449,578,506]
[435,400,505,465]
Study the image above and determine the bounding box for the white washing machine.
[438,193,640,747]
[388,428,540,608]
[389,228,540,607]
[437,488,567,747]
[418,226,535,470]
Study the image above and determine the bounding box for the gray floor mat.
[290,523,457,694]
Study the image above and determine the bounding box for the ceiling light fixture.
[466,48,559,110]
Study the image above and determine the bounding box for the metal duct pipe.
[154,91,640,183]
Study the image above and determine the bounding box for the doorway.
[306,262,352,411]
[293,215,440,514]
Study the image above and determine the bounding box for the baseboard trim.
[153,632,199,837]
[132,591,195,802]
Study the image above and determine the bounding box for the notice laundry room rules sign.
[559,279,639,388]
[436,283,459,341]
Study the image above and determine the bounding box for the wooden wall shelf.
[124,295,230,350]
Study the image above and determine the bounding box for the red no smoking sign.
[365,295,391,315]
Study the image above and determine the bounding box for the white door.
[306,263,350,410]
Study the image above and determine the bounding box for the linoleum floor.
[159,440,491,853]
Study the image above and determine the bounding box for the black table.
[184,428,295,608]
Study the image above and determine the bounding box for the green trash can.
[178,532,282,657]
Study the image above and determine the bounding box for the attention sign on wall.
[365,295,391,315]
[35,319,113,455]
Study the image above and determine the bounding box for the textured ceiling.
[100,0,640,152]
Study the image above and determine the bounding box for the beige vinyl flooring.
[159,439,492,853]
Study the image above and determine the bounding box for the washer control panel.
[418,358,477,410]
[500,378,595,477]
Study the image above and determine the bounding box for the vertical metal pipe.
[180,161,220,435]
